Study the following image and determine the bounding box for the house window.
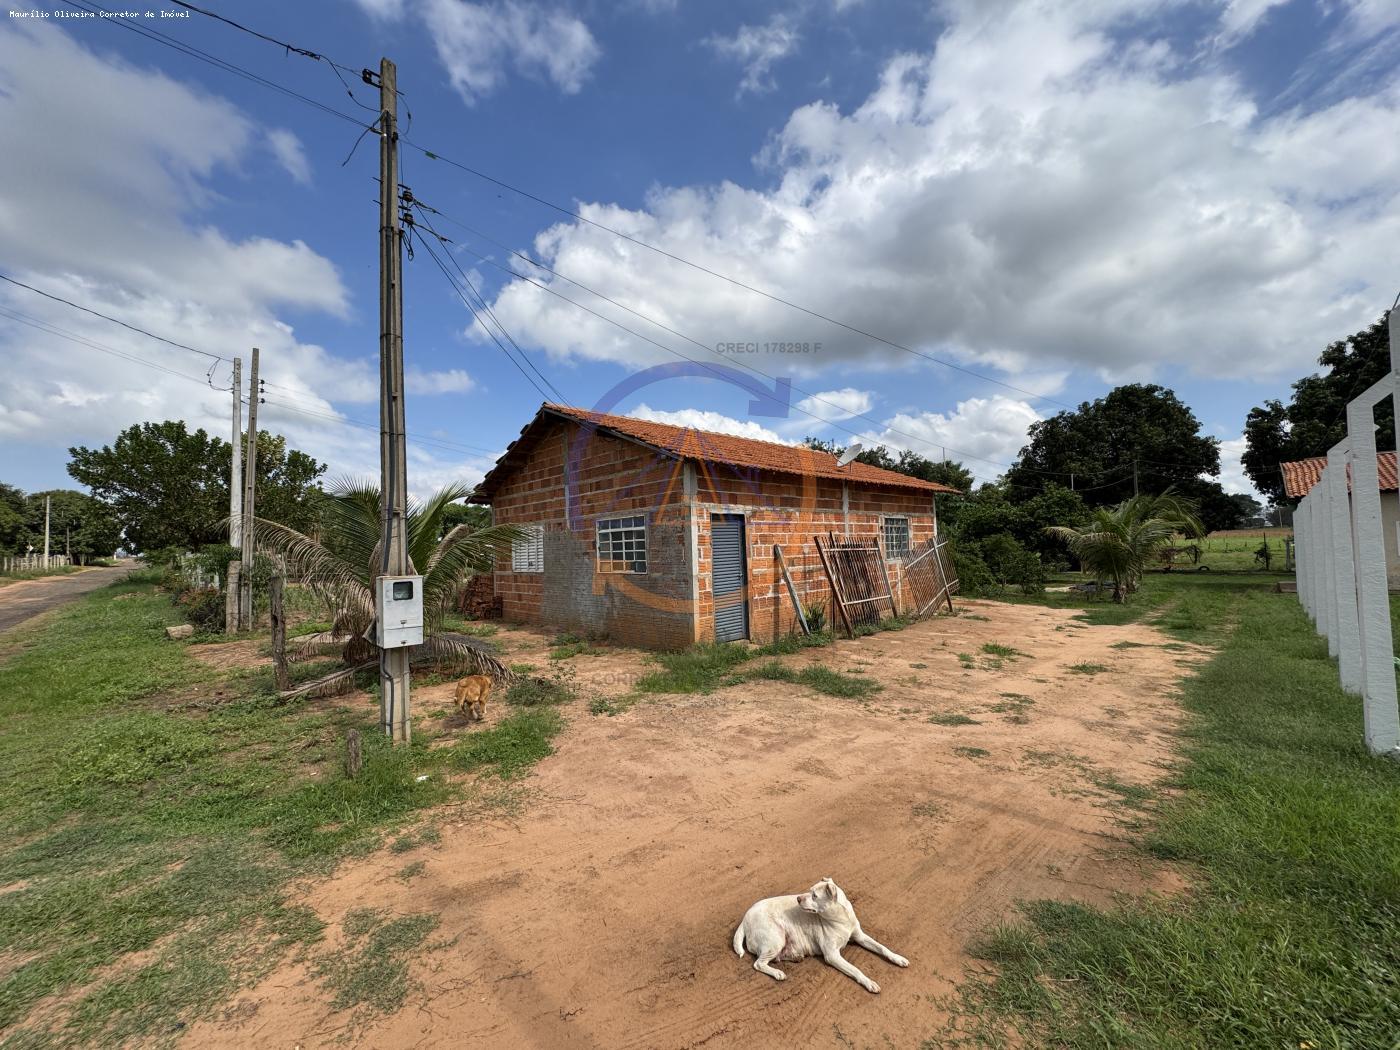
[883,516,910,558]
[511,524,544,573]
[597,515,647,574]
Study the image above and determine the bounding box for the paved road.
[0,564,134,634]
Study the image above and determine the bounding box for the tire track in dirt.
[182,601,1205,1049]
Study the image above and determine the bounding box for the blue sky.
[2,0,1398,500]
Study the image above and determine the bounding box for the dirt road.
[187,601,1204,1049]
[0,564,132,634]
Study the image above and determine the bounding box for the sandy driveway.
[187,600,1204,1049]
[0,563,132,635]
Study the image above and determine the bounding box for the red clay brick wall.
[691,466,938,643]
[490,419,694,649]
[486,418,941,649]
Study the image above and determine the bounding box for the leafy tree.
[1175,478,1253,533]
[254,480,521,700]
[0,483,25,554]
[67,421,326,553]
[1005,384,1220,505]
[438,501,491,539]
[1242,312,1393,505]
[802,438,972,490]
[1046,491,1204,602]
[941,482,1089,562]
[20,490,121,562]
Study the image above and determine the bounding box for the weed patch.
[450,708,563,779]
[928,712,979,726]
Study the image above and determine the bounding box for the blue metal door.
[711,513,748,642]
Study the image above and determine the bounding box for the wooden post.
[774,544,809,635]
[270,570,289,692]
[345,729,363,779]
[814,536,855,639]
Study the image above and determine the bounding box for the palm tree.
[1046,491,1203,602]
[251,479,521,698]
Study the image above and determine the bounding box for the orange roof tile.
[472,403,961,501]
[1281,452,1399,498]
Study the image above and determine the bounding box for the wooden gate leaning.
[903,536,958,617]
[814,532,899,638]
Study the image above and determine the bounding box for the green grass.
[0,564,87,586]
[981,642,1025,659]
[0,572,561,1043]
[744,661,881,699]
[315,908,439,1015]
[941,574,1400,1048]
[928,712,979,726]
[1067,662,1111,675]
[630,628,889,701]
[450,708,563,779]
[952,746,990,759]
[504,673,573,707]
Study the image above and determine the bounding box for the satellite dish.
[836,442,863,468]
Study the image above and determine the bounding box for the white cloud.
[794,387,874,421]
[869,396,1042,482]
[1215,433,1258,496]
[0,25,369,479]
[352,0,409,17]
[1215,0,1291,48]
[406,367,477,394]
[266,129,311,185]
[486,2,1400,392]
[629,403,792,444]
[422,0,601,102]
[705,15,800,95]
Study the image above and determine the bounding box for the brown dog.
[453,674,492,722]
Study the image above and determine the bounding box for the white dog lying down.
[732,877,908,993]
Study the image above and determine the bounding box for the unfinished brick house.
[469,404,960,649]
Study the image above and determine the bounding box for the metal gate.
[711,513,749,642]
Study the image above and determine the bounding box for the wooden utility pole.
[230,356,243,549]
[378,57,413,742]
[1133,457,1139,497]
[238,348,260,631]
[43,496,50,567]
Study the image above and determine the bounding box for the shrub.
[177,587,225,632]
[801,600,828,633]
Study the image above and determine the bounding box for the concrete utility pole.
[378,57,413,742]
[230,356,243,548]
[43,495,50,567]
[238,348,260,631]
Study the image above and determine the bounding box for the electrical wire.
[408,226,565,406]
[406,208,567,404]
[0,305,230,391]
[0,272,229,363]
[63,0,372,131]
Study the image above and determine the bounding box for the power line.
[401,141,1076,410]
[408,225,566,406]
[0,272,229,363]
[410,202,1067,477]
[63,0,372,131]
[78,0,1069,410]
[406,207,567,404]
[0,304,230,391]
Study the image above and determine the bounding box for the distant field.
[1163,529,1294,572]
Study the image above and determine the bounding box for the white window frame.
[882,515,911,558]
[511,524,544,573]
[597,515,648,574]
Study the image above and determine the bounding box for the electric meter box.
[375,575,424,648]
